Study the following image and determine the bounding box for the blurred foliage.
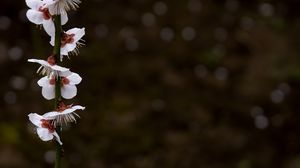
[1,0,300,167]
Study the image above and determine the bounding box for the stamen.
[61,33,75,47]
[61,77,70,85]
[51,102,82,126]
[37,66,51,77]
[38,7,51,20]
[52,113,78,126]
[41,119,55,133]
[69,40,85,56]
[60,0,81,12]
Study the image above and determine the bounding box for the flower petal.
[28,59,49,67]
[50,35,55,46]
[61,13,68,25]
[43,0,57,5]
[61,85,77,99]
[44,0,64,15]
[52,65,69,72]
[28,113,42,127]
[62,43,77,55]
[47,5,60,16]
[36,127,53,141]
[44,105,85,117]
[28,58,69,73]
[72,105,86,110]
[60,46,69,56]
[67,28,85,42]
[62,105,85,115]
[25,0,41,9]
[59,70,72,77]
[42,111,61,119]
[26,9,44,25]
[43,19,55,36]
[67,72,82,85]
[41,83,55,100]
[44,0,81,15]
[53,131,63,145]
[37,76,49,87]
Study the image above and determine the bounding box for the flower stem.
[55,135,62,168]
[53,14,62,168]
[53,14,62,106]
[53,15,62,64]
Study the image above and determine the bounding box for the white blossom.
[28,113,63,145]
[25,0,68,36]
[28,56,69,76]
[43,0,81,15]
[43,102,85,126]
[50,28,85,60]
[37,71,82,100]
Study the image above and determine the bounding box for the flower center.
[47,55,56,65]
[61,77,70,85]
[38,7,51,20]
[49,76,56,85]
[56,102,71,112]
[41,119,55,133]
[61,33,75,47]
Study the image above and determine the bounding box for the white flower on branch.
[43,0,81,15]
[43,102,85,126]
[28,113,63,145]
[50,28,85,60]
[25,0,68,36]
[37,71,82,100]
[28,55,69,76]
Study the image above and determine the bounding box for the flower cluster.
[26,0,85,145]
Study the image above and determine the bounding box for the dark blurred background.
[1,0,300,167]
